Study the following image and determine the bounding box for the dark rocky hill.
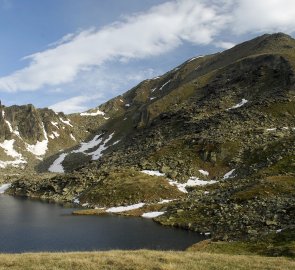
[3,33,295,247]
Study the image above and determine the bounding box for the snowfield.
[141,170,217,193]
[48,133,114,172]
[0,139,27,168]
[80,109,105,116]
[223,169,236,179]
[142,211,165,218]
[141,170,165,177]
[106,203,145,213]
[48,153,68,173]
[0,183,11,194]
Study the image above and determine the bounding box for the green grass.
[232,175,295,201]
[79,168,183,206]
[189,229,295,258]
[0,250,294,270]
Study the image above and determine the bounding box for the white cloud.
[232,0,295,34]
[49,95,100,114]
[0,0,228,92]
[1,0,295,114]
[215,41,236,49]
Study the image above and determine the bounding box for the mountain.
[2,33,295,248]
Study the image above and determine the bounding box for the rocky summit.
[2,33,295,250]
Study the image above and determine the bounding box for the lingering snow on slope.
[141,170,216,193]
[141,170,165,177]
[51,121,59,129]
[73,198,80,204]
[0,139,26,168]
[88,133,114,160]
[198,169,209,176]
[80,109,105,116]
[0,140,22,159]
[50,133,114,172]
[151,76,160,80]
[59,118,73,127]
[158,199,175,204]
[49,131,60,140]
[142,211,165,218]
[0,183,11,194]
[73,134,103,153]
[228,99,248,110]
[48,153,68,173]
[106,203,145,213]
[0,159,26,168]
[266,128,277,131]
[53,131,60,138]
[223,169,236,179]
[150,97,156,100]
[26,123,48,156]
[187,55,204,62]
[168,177,217,193]
[3,118,21,138]
[26,140,48,156]
[70,133,76,141]
[151,88,157,92]
[159,80,171,91]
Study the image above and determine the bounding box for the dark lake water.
[0,195,205,253]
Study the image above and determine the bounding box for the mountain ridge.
[1,33,294,247]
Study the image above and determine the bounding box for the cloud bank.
[0,0,227,92]
[1,0,295,112]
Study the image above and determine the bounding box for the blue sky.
[0,0,294,113]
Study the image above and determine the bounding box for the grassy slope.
[0,250,294,270]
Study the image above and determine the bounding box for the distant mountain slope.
[4,33,295,243]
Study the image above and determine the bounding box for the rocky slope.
[3,33,295,246]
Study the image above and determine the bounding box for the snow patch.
[4,119,21,138]
[26,123,48,157]
[106,203,145,213]
[0,140,22,159]
[80,109,105,116]
[152,76,160,80]
[158,199,175,204]
[228,99,248,110]
[142,211,165,218]
[48,153,68,173]
[223,169,236,179]
[159,80,171,91]
[73,198,80,204]
[49,132,115,173]
[141,170,165,177]
[88,133,114,160]
[266,128,277,131]
[49,131,60,139]
[51,121,59,129]
[73,135,103,153]
[70,133,76,141]
[168,177,217,193]
[198,169,209,176]
[0,183,11,194]
[59,118,73,127]
[150,97,156,100]
[125,104,130,107]
[0,140,27,168]
[187,55,203,62]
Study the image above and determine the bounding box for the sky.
[0,0,295,113]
